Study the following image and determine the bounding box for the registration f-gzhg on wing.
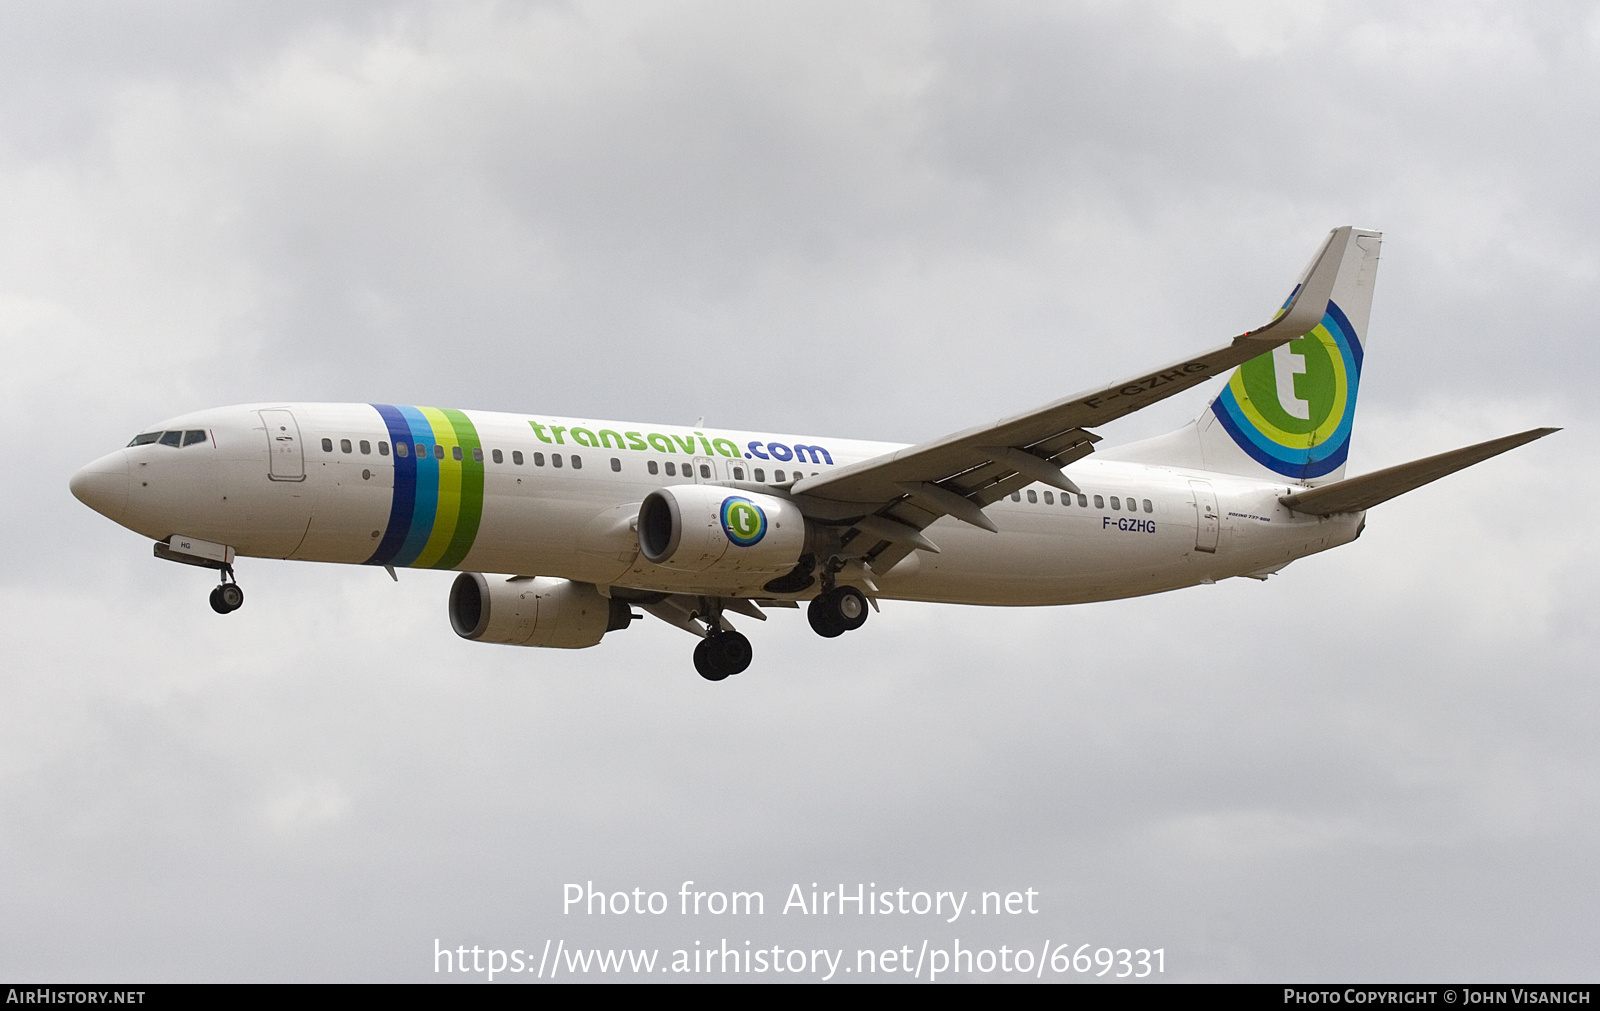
[70,227,1557,680]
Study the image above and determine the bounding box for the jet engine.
[449,573,633,649]
[637,485,806,574]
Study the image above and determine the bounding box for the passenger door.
[260,409,305,482]
[1189,479,1219,553]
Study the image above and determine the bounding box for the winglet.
[1239,225,1357,342]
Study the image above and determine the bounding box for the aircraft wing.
[787,226,1361,569]
[1280,428,1559,516]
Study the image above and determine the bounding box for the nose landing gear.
[208,565,245,614]
[152,537,244,615]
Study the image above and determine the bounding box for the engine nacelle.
[637,484,806,574]
[449,573,632,649]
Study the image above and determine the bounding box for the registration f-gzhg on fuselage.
[70,227,1557,680]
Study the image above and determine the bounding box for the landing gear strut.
[209,564,244,615]
[694,630,753,681]
[808,585,868,638]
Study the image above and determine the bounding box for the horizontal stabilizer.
[1280,427,1559,516]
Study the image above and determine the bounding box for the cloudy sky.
[3,0,1596,982]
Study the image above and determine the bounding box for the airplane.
[69,226,1556,681]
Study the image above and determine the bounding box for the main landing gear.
[808,585,869,638]
[209,564,245,615]
[694,629,753,681]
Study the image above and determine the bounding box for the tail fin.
[1107,227,1382,484]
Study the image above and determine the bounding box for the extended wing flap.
[1280,428,1559,516]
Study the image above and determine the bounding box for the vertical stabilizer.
[1105,227,1382,484]
[1202,228,1382,483]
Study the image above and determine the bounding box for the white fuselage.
[72,403,1363,605]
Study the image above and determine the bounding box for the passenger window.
[533,452,544,466]
[553,454,563,468]
[775,470,786,482]
[754,468,765,482]
[379,441,389,456]
[320,438,333,452]
[492,449,503,464]
[1027,490,1037,503]
[434,445,444,460]
[733,466,745,480]
[452,446,463,461]
[648,461,659,475]
[610,457,621,472]
[1011,491,1021,502]
[571,456,582,470]
[1044,491,1054,504]
[396,442,409,458]
[665,462,675,476]
[472,448,484,463]
[183,430,207,447]
[360,440,371,455]
[1077,494,1087,507]
[415,443,425,458]
[1110,496,1120,510]
[512,450,523,465]
[699,464,709,478]
[1144,499,1153,513]
[340,438,352,453]
[1093,495,1104,509]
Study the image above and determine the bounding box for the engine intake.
[449,573,633,649]
[637,485,806,574]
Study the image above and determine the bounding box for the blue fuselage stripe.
[365,404,416,566]
[391,405,438,568]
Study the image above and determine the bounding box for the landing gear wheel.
[713,630,753,675]
[693,639,730,681]
[835,586,869,631]
[808,587,869,637]
[694,631,753,681]
[209,582,244,614]
[808,589,850,638]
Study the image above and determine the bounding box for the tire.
[712,631,753,676]
[209,585,230,614]
[694,638,732,681]
[807,593,846,638]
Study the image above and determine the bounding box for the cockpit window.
[182,430,208,447]
[158,431,183,447]
[128,432,161,447]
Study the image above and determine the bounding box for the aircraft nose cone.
[70,451,129,523]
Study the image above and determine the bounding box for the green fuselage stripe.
[432,407,484,570]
